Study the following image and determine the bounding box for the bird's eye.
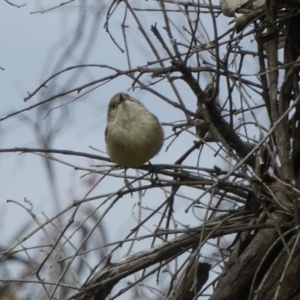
[110,104,116,110]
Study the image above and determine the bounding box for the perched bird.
[105,92,164,167]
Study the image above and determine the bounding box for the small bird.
[105,92,164,167]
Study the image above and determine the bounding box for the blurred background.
[0,1,270,299]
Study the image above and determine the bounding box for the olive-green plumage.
[105,93,164,167]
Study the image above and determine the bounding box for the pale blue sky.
[0,1,268,299]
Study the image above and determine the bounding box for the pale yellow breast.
[106,102,164,167]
